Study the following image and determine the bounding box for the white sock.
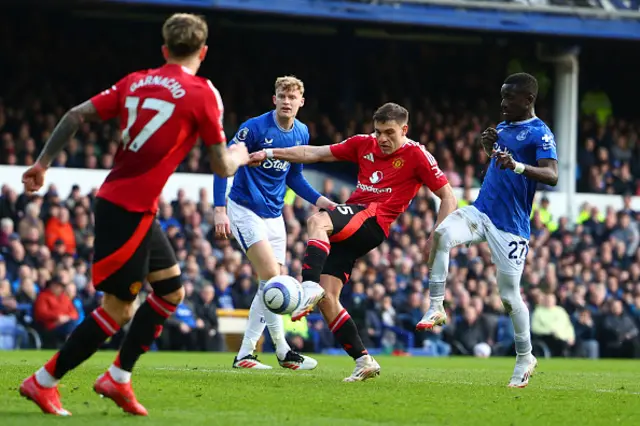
[264,309,291,360]
[35,367,58,388]
[428,249,449,308]
[108,364,132,384]
[497,271,532,356]
[237,287,267,359]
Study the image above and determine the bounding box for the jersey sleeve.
[415,145,449,192]
[197,80,227,146]
[90,76,128,121]
[329,135,365,163]
[534,128,558,162]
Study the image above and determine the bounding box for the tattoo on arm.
[37,100,101,167]
[208,143,234,177]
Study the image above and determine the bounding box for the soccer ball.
[262,275,302,315]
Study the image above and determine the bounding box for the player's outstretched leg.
[417,209,479,331]
[99,270,183,416]
[498,271,537,388]
[291,213,332,321]
[318,275,379,382]
[19,295,131,416]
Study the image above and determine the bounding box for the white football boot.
[278,351,318,371]
[508,354,538,388]
[291,281,325,322]
[343,355,381,382]
[232,354,272,370]
[416,304,447,331]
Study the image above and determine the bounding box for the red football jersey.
[330,134,448,235]
[90,63,226,213]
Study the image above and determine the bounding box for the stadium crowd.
[1,176,639,358]
[1,9,640,358]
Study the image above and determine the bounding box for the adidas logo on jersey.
[363,153,374,162]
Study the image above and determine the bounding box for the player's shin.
[302,238,330,284]
[35,306,122,387]
[262,289,292,359]
[112,288,179,382]
[237,282,268,359]
[497,271,532,356]
[320,291,368,360]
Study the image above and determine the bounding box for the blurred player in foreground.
[213,76,335,370]
[417,73,558,387]
[250,103,457,381]
[19,13,249,416]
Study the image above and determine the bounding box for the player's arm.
[249,145,336,165]
[208,144,249,178]
[36,100,101,168]
[494,130,559,186]
[249,135,365,166]
[286,163,336,210]
[23,98,106,193]
[416,147,457,229]
[520,159,559,187]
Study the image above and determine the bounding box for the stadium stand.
[1,7,639,358]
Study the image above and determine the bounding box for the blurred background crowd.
[1,7,639,358]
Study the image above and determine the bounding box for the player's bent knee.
[147,264,181,283]
[101,294,136,325]
[160,286,185,306]
[307,212,332,233]
[433,224,454,251]
[150,274,184,305]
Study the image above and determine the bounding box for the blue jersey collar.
[506,116,538,126]
[272,111,294,133]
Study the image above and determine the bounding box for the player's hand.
[316,196,337,211]
[480,127,498,154]
[229,142,250,167]
[213,207,231,239]
[22,162,47,193]
[493,151,516,171]
[248,150,267,167]
[179,323,191,334]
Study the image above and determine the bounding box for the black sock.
[116,293,177,372]
[302,239,330,283]
[44,307,120,379]
[329,308,368,360]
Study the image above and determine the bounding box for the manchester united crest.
[129,281,142,296]
[392,158,404,169]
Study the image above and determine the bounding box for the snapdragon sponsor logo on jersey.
[356,183,392,194]
[130,75,186,99]
[262,158,290,172]
[357,170,391,194]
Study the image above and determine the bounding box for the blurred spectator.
[600,299,640,358]
[452,306,492,356]
[531,293,575,357]
[33,276,79,348]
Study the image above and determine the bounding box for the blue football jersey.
[214,111,318,218]
[474,117,558,239]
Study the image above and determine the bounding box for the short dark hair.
[372,102,409,125]
[162,13,208,58]
[504,73,538,98]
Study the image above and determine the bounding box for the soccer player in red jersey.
[19,13,249,416]
[249,103,457,381]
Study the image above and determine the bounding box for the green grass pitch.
[1,351,639,425]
